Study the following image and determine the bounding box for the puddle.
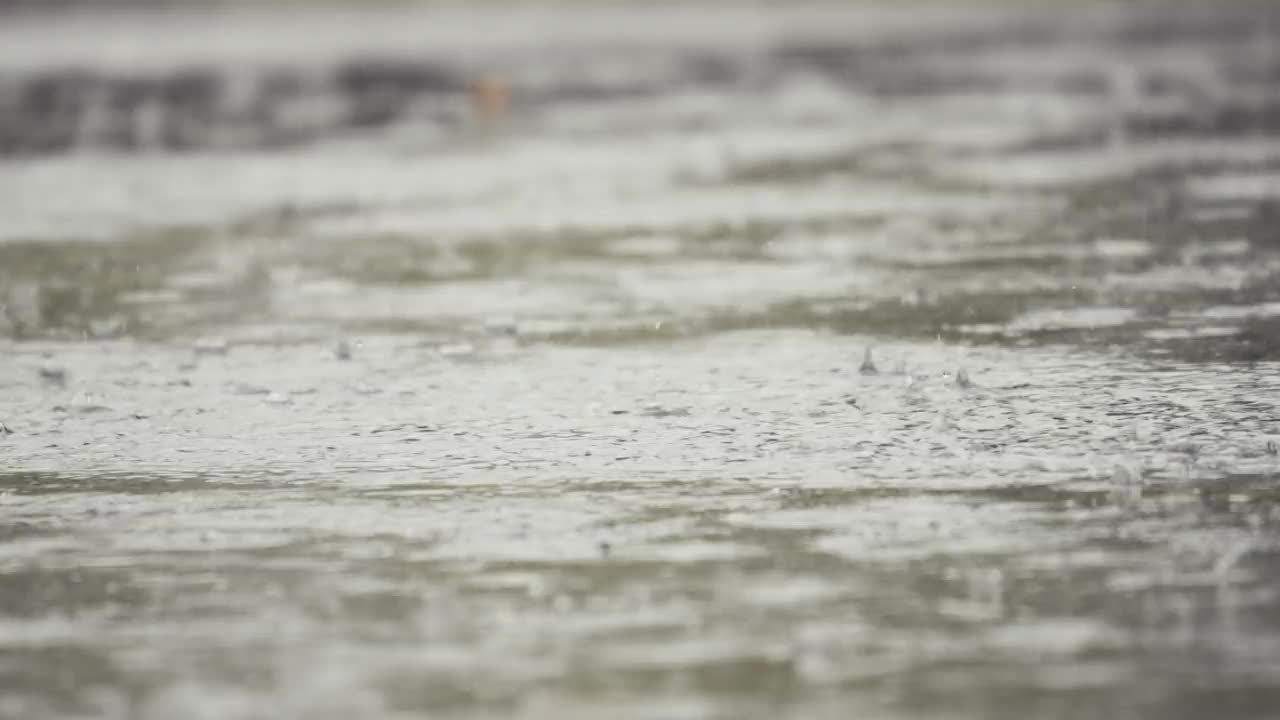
[2,2,1280,719]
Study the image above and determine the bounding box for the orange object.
[467,74,511,123]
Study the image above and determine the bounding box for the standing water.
[1,2,1279,719]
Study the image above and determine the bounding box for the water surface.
[2,3,1279,719]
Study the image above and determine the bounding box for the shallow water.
[2,3,1280,719]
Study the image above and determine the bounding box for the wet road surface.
[2,3,1280,719]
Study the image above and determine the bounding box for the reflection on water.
[1,2,1279,719]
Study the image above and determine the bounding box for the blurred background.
[2,1,1279,719]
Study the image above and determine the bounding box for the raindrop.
[70,392,111,414]
[265,391,292,405]
[859,347,878,375]
[955,367,972,389]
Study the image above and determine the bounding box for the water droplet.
[955,367,972,389]
[70,392,111,414]
[859,347,878,375]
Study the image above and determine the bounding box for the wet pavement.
[1,2,1280,719]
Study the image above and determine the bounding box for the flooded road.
[2,2,1280,718]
